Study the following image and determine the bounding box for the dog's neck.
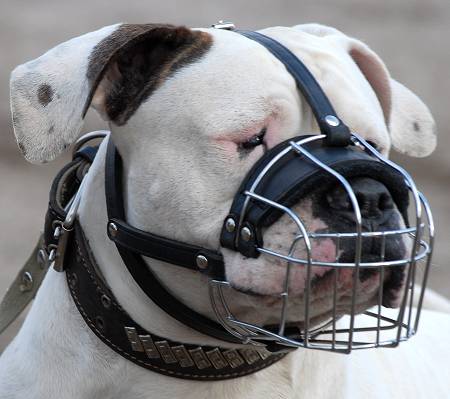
[78,137,236,348]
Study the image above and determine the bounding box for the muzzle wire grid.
[209,133,434,354]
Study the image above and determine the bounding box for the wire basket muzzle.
[215,133,434,353]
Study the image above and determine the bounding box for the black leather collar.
[65,219,285,380]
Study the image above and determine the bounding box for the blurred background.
[0,0,448,350]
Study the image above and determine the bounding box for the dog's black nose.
[327,177,394,220]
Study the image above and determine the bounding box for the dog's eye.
[240,127,267,150]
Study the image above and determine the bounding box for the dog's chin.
[226,282,380,329]
[226,261,405,328]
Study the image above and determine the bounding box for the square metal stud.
[139,335,160,359]
[189,347,212,370]
[172,345,195,368]
[222,349,245,368]
[155,341,177,364]
[206,348,228,370]
[124,327,144,352]
[240,348,261,365]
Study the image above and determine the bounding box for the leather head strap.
[238,30,351,146]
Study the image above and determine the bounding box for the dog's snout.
[327,177,394,221]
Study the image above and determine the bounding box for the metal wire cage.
[209,132,434,354]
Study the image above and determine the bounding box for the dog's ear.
[10,24,212,163]
[292,24,436,158]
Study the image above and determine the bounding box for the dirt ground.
[0,0,449,352]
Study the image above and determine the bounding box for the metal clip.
[63,177,87,230]
[50,225,72,272]
[211,21,236,30]
[50,177,87,272]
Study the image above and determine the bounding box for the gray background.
[0,0,448,350]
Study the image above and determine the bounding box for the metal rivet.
[108,222,118,238]
[37,249,48,269]
[196,255,209,269]
[225,218,236,233]
[19,272,33,292]
[101,294,111,309]
[241,227,253,242]
[324,115,340,127]
[48,249,56,262]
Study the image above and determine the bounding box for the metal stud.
[196,255,209,269]
[124,327,144,352]
[240,227,253,242]
[172,345,194,368]
[206,348,228,370]
[240,348,261,365]
[139,335,160,359]
[19,272,33,292]
[324,115,340,127]
[154,341,177,364]
[108,222,118,238]
[225,218,236,233]
[189,347,211,369]
[222,349,245,368]
[37,249,48,269]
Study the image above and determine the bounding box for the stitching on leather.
[69,235,283,379]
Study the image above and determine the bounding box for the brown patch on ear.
[85,24,212,125]
[37,84,54,106]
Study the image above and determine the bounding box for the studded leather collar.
[64,221,285,380]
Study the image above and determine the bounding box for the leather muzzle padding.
[221,136,410,257]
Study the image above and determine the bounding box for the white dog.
[1,23,449,398]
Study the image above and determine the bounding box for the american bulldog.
[0,22,449,398]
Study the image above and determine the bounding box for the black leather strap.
[238,30,351,147]
[108,218,225,278]
[105,142,225,279]
[104,138,240,344]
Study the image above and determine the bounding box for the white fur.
[2,23,447,398]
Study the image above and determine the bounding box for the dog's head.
[10,23,436,328]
